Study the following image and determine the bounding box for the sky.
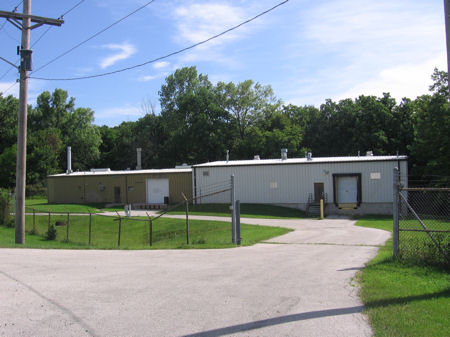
[0,0,446,126]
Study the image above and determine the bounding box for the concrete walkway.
[0,217,390,337]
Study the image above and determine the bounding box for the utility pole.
[0,1,63,244]
[445,0,450,100]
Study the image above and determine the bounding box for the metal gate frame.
[393,168,450,262]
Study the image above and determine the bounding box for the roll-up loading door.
[146,178,169,204]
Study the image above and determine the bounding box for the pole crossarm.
[0,10,64,28]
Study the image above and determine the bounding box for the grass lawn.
[355,216,450,337]
[0,214,291,249]
[165,203,307,218]
[25,198,123,213]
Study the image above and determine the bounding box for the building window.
[270,182,278,189]
[203,170,210,177]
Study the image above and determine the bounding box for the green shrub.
[26,184,47,198]
[45,224,57,240]
[0,189,11,226]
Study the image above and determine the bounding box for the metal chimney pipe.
[67,146,72,174]
[136,148,142,170]
[281,148,288,160]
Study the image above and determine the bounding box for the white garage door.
[337,176,358,203]
[146,179,169,204]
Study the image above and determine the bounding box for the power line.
[1,0,86,80]
[0,1,23,32]
[29,0,290,81]
[60,0,85,18]
[31,0,86,48]
[32,0,157,75]
[1,81,18,95]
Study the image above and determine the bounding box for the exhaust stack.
[66,146,72,174]
[136,148,142,170]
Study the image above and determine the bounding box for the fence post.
[88,212,92,245]
[393,167,399,258]
[145,212,153,247]
[117,213,122,247]
[235,200,241,245]
[231,174,236,244]
[66,212,70,242]
[32,208,36,233]
[185,200,190,245]
[48,211,51,230]
[150,218,153,246]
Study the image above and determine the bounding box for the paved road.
[0,218,390,337]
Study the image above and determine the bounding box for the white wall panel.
[194,159,406,205]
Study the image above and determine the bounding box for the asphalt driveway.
[0,218,390,337]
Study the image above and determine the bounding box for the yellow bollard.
[320,199,324,219]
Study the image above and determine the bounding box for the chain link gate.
[393,168,450,266]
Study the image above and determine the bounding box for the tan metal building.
[47,168,192,205]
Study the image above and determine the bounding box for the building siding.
[194,159,407,206]
[48,171,192,205]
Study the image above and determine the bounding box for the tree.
[158,66,233,165]
[409,93,450,185]
[215,80,281,140]
[0,94,19,154]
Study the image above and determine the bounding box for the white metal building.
[192,153,408,215]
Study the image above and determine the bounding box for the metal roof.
[48,168,192,178]
[193,155,408,168]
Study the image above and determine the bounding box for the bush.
[0,188,11,226]
[26,184,47,198]
[45,224,57,240]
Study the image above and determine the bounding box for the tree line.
[0,66,449,192]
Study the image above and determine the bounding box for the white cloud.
[153,61,169,69]
[137,71,169,82]
[335,54,447,102]
[283,0,446,106]
[95,105,142,125]
[0,81,19,97]
[99,43,137,69]
[174,3,247,47]
[139,75,157,82]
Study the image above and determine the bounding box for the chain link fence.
[5,176,238,248]
[396,186,450,266]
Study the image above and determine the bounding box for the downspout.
[125,175,129,204]
[83,173,86,204]
[193,167,197,205]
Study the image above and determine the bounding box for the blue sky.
[0,0,446,126]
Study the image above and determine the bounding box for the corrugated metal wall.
[47,172,192,204]
[194,160,407,205]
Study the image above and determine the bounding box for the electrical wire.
[0,0,23,32]
[29,0,289,81]
[31,0,86,48]
[0,0,87,80]
[60,0,85,18]
[31,0,157,75]
[1,81,18,95]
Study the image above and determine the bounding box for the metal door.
[314,183,324,203]
[337,176,357,203]
[146,178,169,204]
